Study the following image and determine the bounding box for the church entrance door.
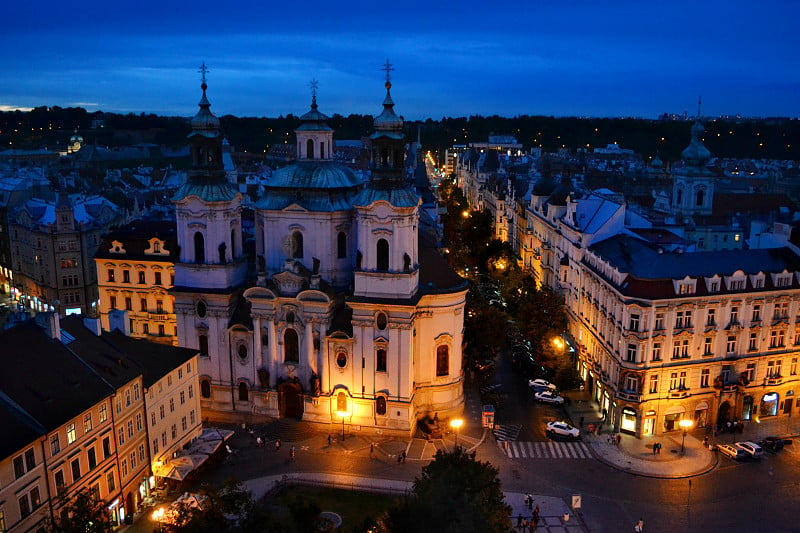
[278,381,304,419]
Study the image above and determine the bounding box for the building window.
[118,427,125,446]
[669,372,678,390]
[730,307,739,325]
[199,334,208,356]
[190,410,196,424]
[336,351,347,369]
[706,309,716,326]
[50,434,60,456]
[136,413,142,430]
[376,312,388,330]
[143,323,150,335]
[652,343,661,361]
[649,374,658,394]
[107,471,115,493]
[194,232,205,263]
[238,344,248,360]
[140,298,147,311]
[103,436,111,458]
[107,269,115,282]
[67,423,76,445]
[436,345,449,377]
[655,314,664,330]
[121,458,128,477]
[726,335,737,354]
[123,270,130,283]
[376,349,387,372]
[678,372,687,389]
[200,379,211,398]
[182,416,187,431]
[110,296,117,310]
[624,376,637,392]
[161,432,167,447]
[626,343,637,362]
[180,391,185,405]
[83,413,92,433]
[376,239,389,271]
[188,385,194,398]
[71,458,81,482]
[151,412,156,426]
[703,337,713,355]
[629,314,639,332]
[138,271,146,284]
[337,231,347,259]
[745,363,756,382]
[169,399,175,413]
[750,333,758,351]
[701,368,710,388]
[284,329,299,363]
[88,447,97,469]
[292,231,304,259]
[376,396,387,416]
[752,305,761,322]
[675,310,692,329]
[154,272,162,286]
[171,424,178,439]
[54,470,66,494]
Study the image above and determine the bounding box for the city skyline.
[1,0,798,119]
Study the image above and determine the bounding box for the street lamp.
[679,418,694,454]
[152,507,165,532]
[337,410,350,441]
[450,419,463,448]
[552,337,565,351]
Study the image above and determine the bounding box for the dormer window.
[679,283,694,295]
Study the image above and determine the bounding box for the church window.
[377,239,389,271]
[286,311,295,324]
[200,379,211,398]
[336,351,347,369]
[292,231,304,259]
[320,142,325,159]
[238,344,248,360]
[676,187,683,205]
[376,312,387,330]
[238,382,248,402]
[196,301,207,318]
[194,232,205,263]
[198,334,208,356]
[403,253,411,273]
[284,329,299,363]
[337,232,347,259]
[376,396,387,416]
[306,139,314,159]
[436,345,449,377]
[696,188,705,207]
[336,391,347,412]
[376,349,387,372]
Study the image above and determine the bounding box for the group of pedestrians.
[517,495,540,531]
[651,442,662,454]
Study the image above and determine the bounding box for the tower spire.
[309,79,319,109]
[697,95,702,119]
[381,59,394,90]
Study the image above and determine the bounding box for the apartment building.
[94,219,178,345]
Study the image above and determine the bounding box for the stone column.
[318,321,327,393]
[254,315,263,368]
[268,320,278,388]
[305,321,314,371]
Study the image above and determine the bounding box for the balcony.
[618,390,641,403]
[722,384,739,394]
[668,388,690,399]
[148,312,169,321]
[765,376,783,386]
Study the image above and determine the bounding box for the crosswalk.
[493,423,522,441]
[501,440,592,459]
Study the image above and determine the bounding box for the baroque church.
[172,68,467,435]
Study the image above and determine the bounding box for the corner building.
[174,75,467,435]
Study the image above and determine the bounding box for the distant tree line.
[2,106,797,161]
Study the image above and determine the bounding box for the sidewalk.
[563,390,800,478]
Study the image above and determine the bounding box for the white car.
[528,378,556,390]
[734,441,764,459]
[534,390,565,404]
[546,421,580,439]
[716,443,746,460]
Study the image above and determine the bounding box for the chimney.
[108,309,131,336]
[34,312,61,341]
[83,317,102,336]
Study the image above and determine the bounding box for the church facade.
[172,70,467,435]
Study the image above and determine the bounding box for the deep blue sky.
[1,0,797,119]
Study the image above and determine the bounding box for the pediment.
[273,270,307,297]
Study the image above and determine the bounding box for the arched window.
[320,142,325,159]
[696,189,705,207]
[403,253,411,273]
[238,344,248,360]
[376,312,387,330]
[337,391,347,412]
[198,334,208,356]
[200,379,211,398]
[376,396,387,416]
[675,187,683,206]
[284,329,299,363]
[436,345,449,377]
[336,351,347,368]
[194,232,205,263]
[376,239,389,271]
[337,232,347,259]
[238,382,249,402]
[306,139,314,159]
[376,349,387,372]
[196,301,207,319]
[292,231,304,259]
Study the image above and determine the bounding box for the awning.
[199,427,234,442]
[664,405,686,415]
[190,439,222,456]
[154,454,208,481]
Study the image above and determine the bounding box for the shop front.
[760,392,779,418]
[663,405,686,432]
[643,410,656,436]
[694,401,709,428]
[620,407,637,435]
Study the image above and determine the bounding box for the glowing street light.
[152,507,166,532]
[337,410,350,441]
[552,337,565,351]
[450,418,463,448]
[679,418,694,454]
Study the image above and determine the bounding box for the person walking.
[634,517,644,532]
[327,435,332,447]
[289,446,295,461]
[275,438,281,451]
[401,450,406,463]
[256,436,263,448]
[369,443,375,459]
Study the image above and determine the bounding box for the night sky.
[1,0,797,119]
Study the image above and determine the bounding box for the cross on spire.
[309,79,319,98]
[697,95,702,119]
[199,63,209,85]
[381,59,394,84]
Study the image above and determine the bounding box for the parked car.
[545,421,580,439]
[716,443,746,460]
[760,436,785,452]
[533,390,565,405]
[528,378,557,391]
[473,359,495,373]
[734,441,764,459]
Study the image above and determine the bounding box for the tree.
[379,447,511,533]
[51,488,114,533]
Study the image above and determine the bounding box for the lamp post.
[450,418,463,449]
[337,410,350,441]
[679,418,694,455]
